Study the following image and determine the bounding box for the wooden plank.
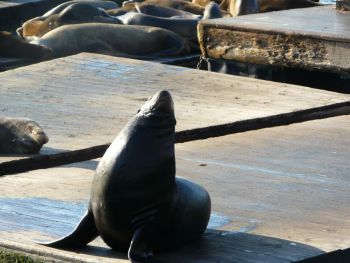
[1,101,349,175]
[0,53,348,155]
[1,116,349,262]
[198,6,350,74]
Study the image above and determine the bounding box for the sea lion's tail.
[37,209,98,248]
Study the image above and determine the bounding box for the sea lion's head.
[139,90,175,118]
[0,118,49,154]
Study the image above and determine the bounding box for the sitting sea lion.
[38,90,211,263]
[19,3,121,38]
[30,23,190,59]
[0,31,51,59]
[220,0,259,16]
[17,0,119,37]
[258,0,322,13]
[0,117,48,154]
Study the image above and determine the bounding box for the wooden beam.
[1,101,348,176]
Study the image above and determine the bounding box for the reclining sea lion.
[116,2,224,42]
[0,117,48,154]
[30,23,190,59]
[19,3,121,38]
[0,31,51,59]
[17,0,119,37]
[38,90,211,263]
[123,0,205,15]
[258,0,322,13]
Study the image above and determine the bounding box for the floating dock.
[0,53,349,262]
[198,5,350,75]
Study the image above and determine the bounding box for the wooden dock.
[198,5,350,74]
[0,53,349,262]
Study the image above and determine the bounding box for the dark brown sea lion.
[38,90,211,263]
[30,23,190,59]
[124,0,205,15]
[116,2,224,42]
[0,117,49,154]
[258,0,322,13]
[19,3,121,38]
[135,3,202,18]
[0,31,51,59]
[17,0,119,37]
[220,0,259,16]
[116,12,200,42]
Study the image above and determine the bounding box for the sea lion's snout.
[141,90,174,115]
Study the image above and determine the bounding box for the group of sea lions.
[0,0,323,61]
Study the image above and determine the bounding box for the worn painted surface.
[199,6,350,73]
[0,53,349,262]
[1,116,349,262]
[0,53,348,154]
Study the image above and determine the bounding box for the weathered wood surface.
[198,6,350,74]
[0,53,349,262]
[1,101,349,175]
[0,53,348,155]
[1,116,349,262]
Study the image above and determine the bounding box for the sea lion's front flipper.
[128,224,165,263]
[38,209,98,248]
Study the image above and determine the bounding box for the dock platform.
[0,53,349,262]
[198,5,350,74]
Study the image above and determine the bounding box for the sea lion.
[220,0,259,16]
[39,90,211,263]
[116,12,200,42]
[124,0,205,15]
[17,0,119,37]
[30,23,190,59]
[135,3,202,18]
[0,117,49,154]
[19,3,121,38]
[0,31,51,59]
[116,2,223,42]
[258,0,322,13]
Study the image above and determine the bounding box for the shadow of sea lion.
[49,230,324,262]
[0,197,324,262]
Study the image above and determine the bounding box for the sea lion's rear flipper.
[128,224,165,263]
[37,209,98,248]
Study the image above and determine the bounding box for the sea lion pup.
[38,90,211,263]
[0,117,49,154]
[30,23,190,59]
[220,0,259,16]
[17,0,119,37]
[258,0,322,13]
[0,31,51,59]
[19,3,121,38]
